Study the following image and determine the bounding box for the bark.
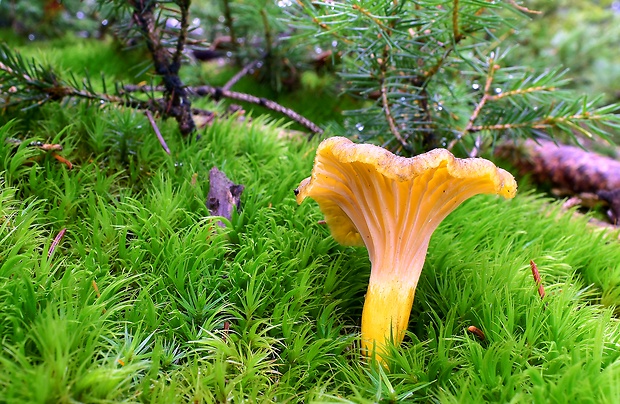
[497,139,620,223]
[206,167,244,227]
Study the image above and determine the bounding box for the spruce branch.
[221,0,240,65]
[452,0,463,42]
[122,84,324,136]
[222,60,259,92]
[291,0,619,155]
[192,85,325,136]
[456,58,499,144]
[128,0,195,135]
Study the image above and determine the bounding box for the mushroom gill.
[295,137,517,361]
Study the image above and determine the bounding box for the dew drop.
[355,122,364,132]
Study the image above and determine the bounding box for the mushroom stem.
[361,240,430,361]
[361,276,418,358]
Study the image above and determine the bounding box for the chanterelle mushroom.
[295,137,517,361]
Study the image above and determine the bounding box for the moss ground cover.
[2,38,620,402]
[2,108,620,402]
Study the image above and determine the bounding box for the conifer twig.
[195,86,324,136]
[507,0,542,15]
[222,60,259,92]
[171,0,191,71]
[145,110,171,155]
[452,0,463,42]
[448,59,498,151]
[123,84,324,136]
[129,0,195,135]
[379,46,407,148]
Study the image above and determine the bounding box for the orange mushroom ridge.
[295,137,517,361]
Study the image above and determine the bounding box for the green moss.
[3,32,620,402]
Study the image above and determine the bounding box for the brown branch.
[145,110,171,154]
[452,0,463,42]
[222,60,259,92]
[508,0,542,15]
[378,47,407,148]
[123,84,323,136]
[448,60,498,150]
[129,0,195,135]
[194,86,323,136]
[171,0,191,72]
[221,0,240,65]
[464,60,497,133]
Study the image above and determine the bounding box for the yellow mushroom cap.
[296,136,516,254]
[296,136,517,360]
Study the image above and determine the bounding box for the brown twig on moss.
[145,110,171,154]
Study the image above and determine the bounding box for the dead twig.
[123,84,323,135]
[145,110,171,154]
[129,0,195,135]
[448,60,498,151]
[507,0,542,15]
[222,59,259,92]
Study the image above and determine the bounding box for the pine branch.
[221,0,240,64]
[123,84,324,136]
[128,0,195,135]
[222,60,259,92]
